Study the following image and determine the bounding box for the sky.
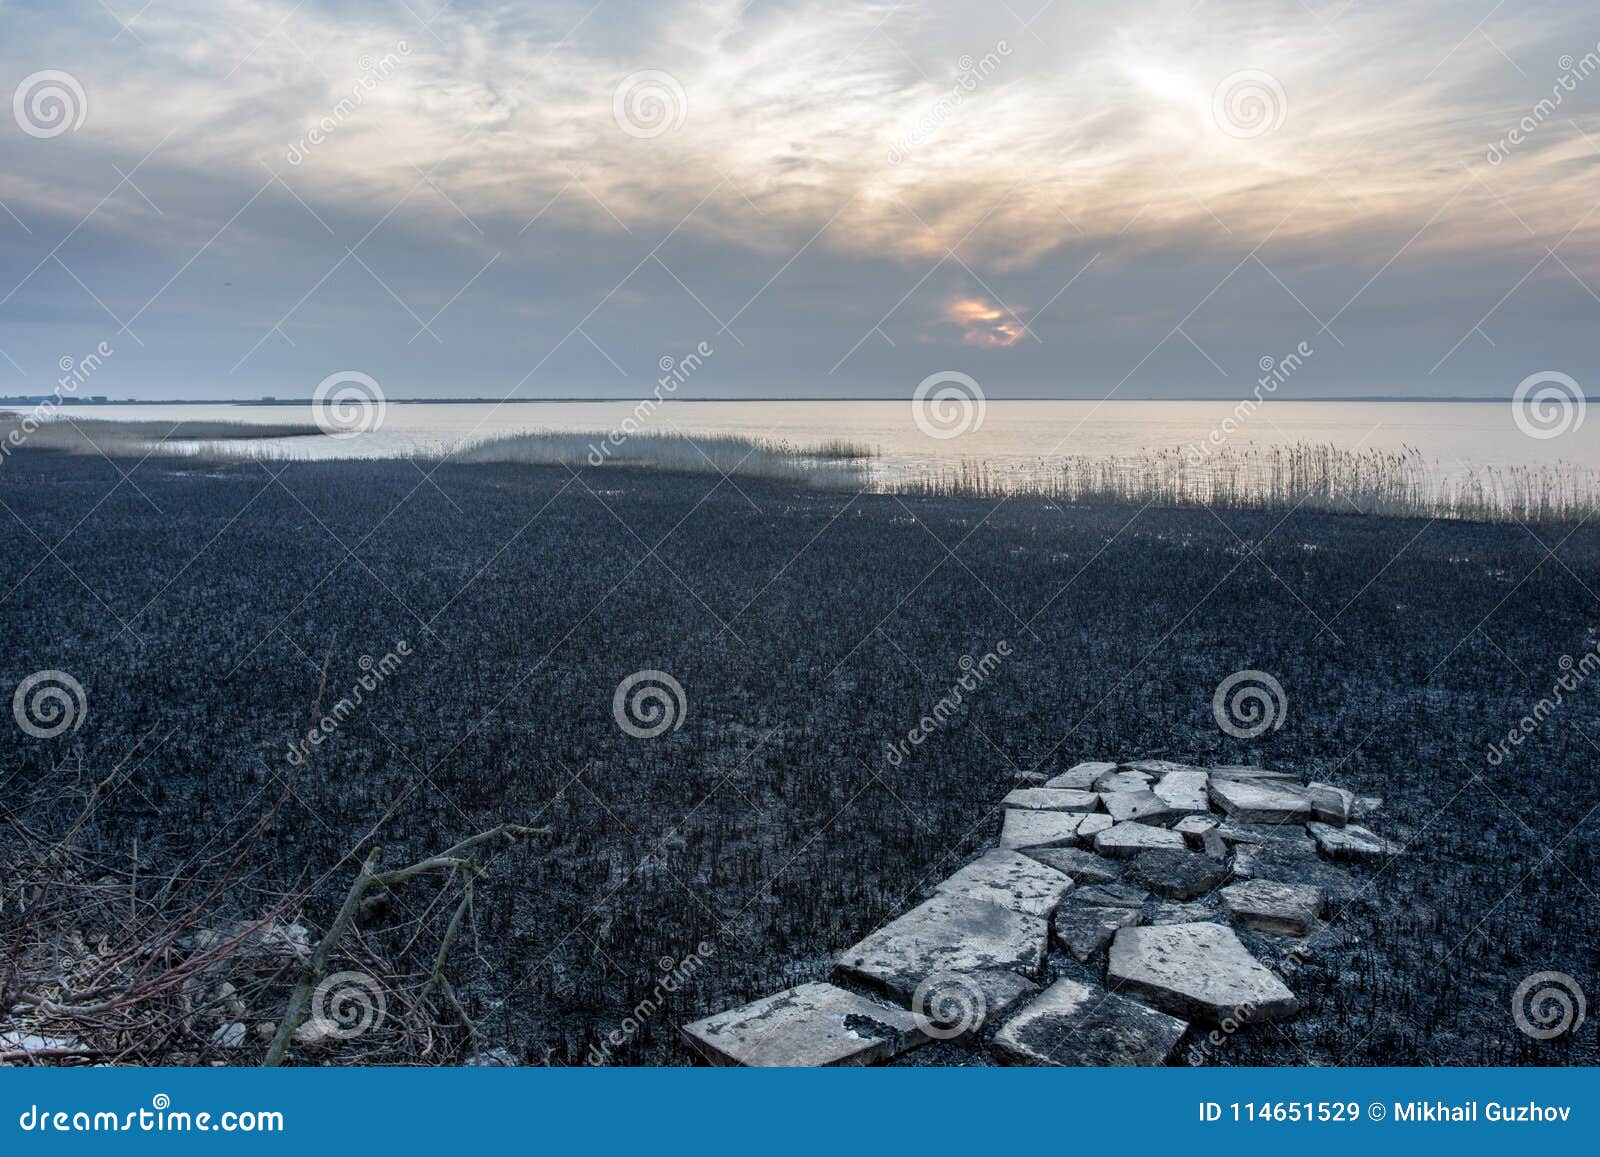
[0,0,1597,400]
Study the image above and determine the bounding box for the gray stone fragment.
[1152,769,1211,814]
[1307,822,1403,862]
[1075,882,1149,908]
[1125,848,1229,899]
[934,849,1074,917]
[1209,779,1312,825]
[1045,760,1118,790]
[907,970,1040,1040]
[1094,820,1186,859]
[1201,829,1228,860]
[1101,789,1180,825]
[1123,759,1206,775]
[1021,846,1122,884]
[1220,879,1325,936]
[1174,814,1220,847]
[1210,765,1302,783]
[1352,795,1383,820]
[998,808,1085,850]
[1053,903,1140,961]
[1215,821,1316,850]
[1076,814,1113,841]
[836,894,1048,1002]
[681,982,929,1066]
[1306,782,1353,827]
[1232,843,1358,903]
[1001,787,1100,812]
[1012,770,1048,785]
[1094,769,1154,793]
[1107,922,1299,1025]
[990,978,1188,1067]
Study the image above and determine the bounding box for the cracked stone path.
[680,759,1395,1067]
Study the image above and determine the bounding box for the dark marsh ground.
[1,449,1596,1065]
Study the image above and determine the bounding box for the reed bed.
[0,412,322,457]
[899,444,1600,524]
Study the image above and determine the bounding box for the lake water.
[46,399,1600,488]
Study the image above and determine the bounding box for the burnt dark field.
[1,448,1597,1066]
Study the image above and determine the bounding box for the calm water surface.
[69,400,1600,487]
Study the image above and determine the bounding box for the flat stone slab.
[1045,761,1118,789]
[1094,769,1153,793]
[1308,822,1402,861]
[1108,922,1299,1025]
[1076,814,1113,841]
[908,969,1040,1040]
[1306,782,1353,826]
[1122,759,1206,775]
[681,982,928,1066]
[1125,849,1229,900]
[1210,765,1302,783]
[1094,821,1186,858]
[1075,882,1148,908]
[1174,814,1220,846]
[1215,821,1316,850]
[836,894,1048,1002]
[1022,847,1121,884]
[934,849,1074,917]
[1232,843,1358,902]
[1053,903,1140,961]
[1209,779,1312,825]
[1220,880,1324,936]
[1152,770,1211,814]
[1002,787,1100,812]
[999,808,1086,850]
[990,978,1188,1067]
[1101,789,1179,825]
[1144,900,1224,925]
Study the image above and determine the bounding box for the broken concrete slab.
[1306,782,1354,827]
[1053,902,1140,961]
[908,969,1040,1040]
[1107,922,1299,1025]
[1021,846,1121,884]
[999,808,1085,850]
[1094,769,1154,793]
[1122,759,1206,776]
[1174,814,1220,846]
[1220,879,1324,936]
[1094,820,1186,858]
[1100,789,1180,825]
[990,978,1188,1067]
[1045,760,1118,790]
[1209,779,1312,825]
[1308,822,1403,862]
[1214,821,1317,850]
[1076,813,1113,841]
[1001,787,1100,812]
[934,849,1074,918]
[1232,843,1358,903]
[1210,765,1302,783]
[836,893,1048,1002]
[1125,848,1229,900]
[1152,769,1211,814]
[681,982,928,1067]
[1201,829,1228,860]
[1075,882,1149,908]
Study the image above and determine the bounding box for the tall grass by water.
[0,411,322,457]
[903,444,1600,524]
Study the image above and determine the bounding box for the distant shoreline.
[1,395,1522,406]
